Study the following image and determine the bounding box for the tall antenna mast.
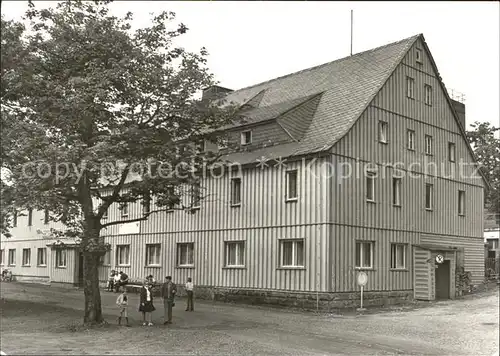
[350,10,353,56]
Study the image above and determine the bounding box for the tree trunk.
[81,224,106,325]
[83,251,104,325]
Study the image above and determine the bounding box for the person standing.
[115,271,129,293]
[161,276,177,325]
[185,277,194,312]
[116,286,130,326]
[113,271,121,293]
[139,281,155,326]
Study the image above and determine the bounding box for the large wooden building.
[1,34,487,308]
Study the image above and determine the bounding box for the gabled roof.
[222,34,420,159]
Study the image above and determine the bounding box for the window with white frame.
[407,129,415,151]
[116,245,130,266]
[286,170,298,201]
[424,84,433,106]
[146,244,161,266]
[241,130,252,145]
[121,203,129,218]
[224,241,245,267]
[355,241,373,269]
[390,244,407,269]
[55,249,66,268]
[393,177,402,206]
[458,190,465,216]
[8,249,16,266]
[406,76,415,99]
[425,183,433,210]
[366,172,376,202]
[0,249,4,265]
[37,248,47,266]
[448,142,456,162]
[230,177,241,206]
[177,243,194,267]
[100,249,111,266]
[22,248,31,266]
[378,121,388,143]
[424,135,433,155]
[279,239,304,267]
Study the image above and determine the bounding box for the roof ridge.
[230,34,422,94]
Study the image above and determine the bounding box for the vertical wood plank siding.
[98,157,332,292]
[330,37,484,291]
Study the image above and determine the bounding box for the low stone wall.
[171,285,413,311]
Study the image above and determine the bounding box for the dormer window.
[241,130,252,146]
[416,48,423,64]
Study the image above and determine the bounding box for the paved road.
[1,282,498,355]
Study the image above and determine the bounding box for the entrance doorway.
[77,252,84,287]
[435,260,450,299]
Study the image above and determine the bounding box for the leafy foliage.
[1,0,236,323]
[466,122,500,217]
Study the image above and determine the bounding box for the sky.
[2,1,499,130]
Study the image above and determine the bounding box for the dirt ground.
[0,282,498,355]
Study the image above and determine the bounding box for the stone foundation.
[166,285,413,311]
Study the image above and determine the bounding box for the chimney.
[450,99,466,130]
[202,85,233,102]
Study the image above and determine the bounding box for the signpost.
[435,254,444,264]
[357,272,368,312]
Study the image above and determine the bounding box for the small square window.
[225,241,245,267]
[143,192,151,215]
[241,131,252,145]
[279,239,304,267]
[0,249,4,266]
[378,121,388,143]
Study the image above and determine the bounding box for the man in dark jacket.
[161,276,177,324]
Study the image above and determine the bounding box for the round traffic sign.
[357,272,368,286]
[435,254,444,264]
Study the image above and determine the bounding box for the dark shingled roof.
[221,34,420,163]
